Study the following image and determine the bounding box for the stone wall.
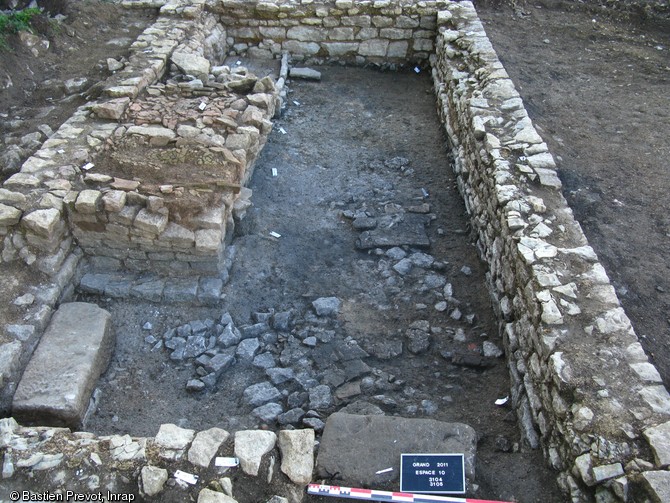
[431,2,670,501]
[209,0,447,66]
[0,417,314,502]
[1,0,669,501]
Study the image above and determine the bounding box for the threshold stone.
[12,302,113,428]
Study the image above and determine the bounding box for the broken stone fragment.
[278,429,315,485]
[188,427,230,468]
[312,297,341,317]
[139,465,168,497]
[198,488,238,503]
[234,430,277,476]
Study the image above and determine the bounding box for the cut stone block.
[12,302,113,428]
[21,208,62,239]
[316,413,476,487]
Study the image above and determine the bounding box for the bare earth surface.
[475,0,670,387]
[1,1,669,502]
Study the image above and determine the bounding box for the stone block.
[160,222,195,248]
[641,471,670,503]
[643,421,670,467]
[164,278,199,303]
[0,189,28,209]
[21,208,62,239]
[278,429,315,485]
[12,303,113,428]
[324,42,360,57]
[287,26,326,42]
[380,28,411,39]
[188,427,230,468]
[75,190,101,214]
[126,125,176,142]
[329,27,355,41]
[0,341,22,386]
[134,209,168,235]
[195,229,222,255]
[387,40,409,58]
[91,98,131,120]
[234,430,277,476]
[171,51,211,81]
[282,40,321,56]
[241,105,265,128]
[4,173,41,188]
[289,67,322,81]
[316,414,476,486]
[0,203,22,226]
[359,39,389,56]
[130,279,165,303]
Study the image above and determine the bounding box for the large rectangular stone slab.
[356,214,430,250]
[13,302,113,428]
[316,413,476,488]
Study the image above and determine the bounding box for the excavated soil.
[80,66,563,502]
[1,1,669,502]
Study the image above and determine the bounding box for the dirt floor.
[1,1,669,502]
[80,66,563,502]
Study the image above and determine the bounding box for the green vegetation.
[0,7,41,49]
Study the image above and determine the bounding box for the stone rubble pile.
[145,288,493,427]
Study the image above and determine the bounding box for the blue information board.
[400,453,465,494]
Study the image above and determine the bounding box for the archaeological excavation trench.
[1,1,669,502]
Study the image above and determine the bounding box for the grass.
[0,7,41,50]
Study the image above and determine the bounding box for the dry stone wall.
[0,0,669,502]
[0,417,314,502]
[431,2,670,501]
[209,0,446,66]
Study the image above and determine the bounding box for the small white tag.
[495,396,509,406]
[269,231,282,239]
[57,149,65,154]
[82,162,95,171]
[174,470,198,485]
[293,100,301,106]
[278,127,287,135]
[272,168,278,177]
[215,457,240,468]
[199,102,207,111]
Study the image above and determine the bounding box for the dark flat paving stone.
[356,214,430,250]
[316,413,476,488]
